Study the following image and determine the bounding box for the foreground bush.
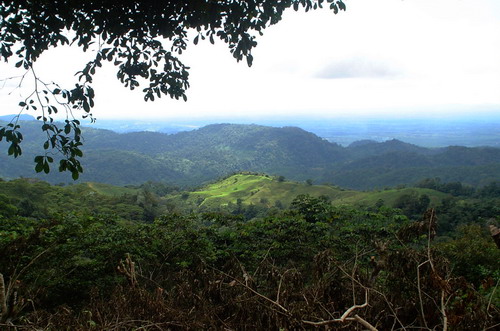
[1,206,499,329]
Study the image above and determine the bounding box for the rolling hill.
[163,173,451,213]
[1,120,499,189]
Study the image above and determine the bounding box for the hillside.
[164,173,451,213]
[2,175,498,330]
[0,178,146,220]
[1,120,499,189]
[165,173,350,212]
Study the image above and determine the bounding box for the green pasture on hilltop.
[164,173,451,212]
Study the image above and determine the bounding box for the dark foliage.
[0,0,346,177]
[0,177,499,329]
[1,202,498,329]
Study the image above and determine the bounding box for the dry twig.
[302,289,377,330]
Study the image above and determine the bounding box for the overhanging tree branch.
[0,0,347,178]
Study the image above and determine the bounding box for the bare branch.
[353,314,378,331]
[117,253,138,287]
[441,290,448,331]
[302,289,377,330]
[212,267,289,314]
[417,260,430,329]
[0,274,7,322]
[335,261,407,330]
[486,278,500,314]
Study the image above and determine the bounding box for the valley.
[1,0,499,328]
[1,119,499,190]
[1,119,499,330]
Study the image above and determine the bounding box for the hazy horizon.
[86,114,500,148]
[3,110,499,148]
[1,0,499,122]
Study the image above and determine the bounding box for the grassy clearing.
[164,173,452,212]
[167,174,353,210]
[195,174,273,198]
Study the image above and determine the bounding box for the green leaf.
[83,100,90,113]
[246,54,253,67]
[35,161,44,173]
[59,159,68,171]
[330,3,339,13]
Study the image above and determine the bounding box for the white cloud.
[315,56,401,79]
[0,0,499,120]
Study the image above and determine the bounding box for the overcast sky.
[1,0,499,121]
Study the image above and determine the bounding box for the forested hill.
[1,120,499,189]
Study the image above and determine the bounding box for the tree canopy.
[0,0,346,179]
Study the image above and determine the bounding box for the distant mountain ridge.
[0,114,36,121]
[0,120,499,189]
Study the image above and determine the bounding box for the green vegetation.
[167,173,348,212]
[0,175,498,329]
[78,182,140,197]
[2,121,500,190]
[165,173,451,218]
[2,3,498,327]
[0,178,168,222]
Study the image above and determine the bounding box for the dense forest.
[1,120,500,189]
[1,174,499,330]
[1,0,498,328]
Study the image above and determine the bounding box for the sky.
[1,0,500,121]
